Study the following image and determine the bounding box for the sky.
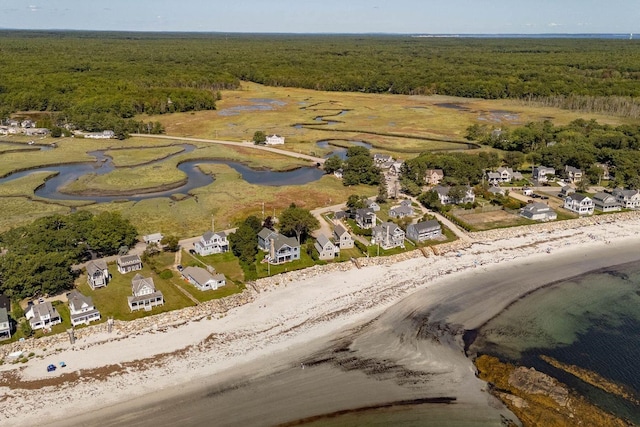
[1,0,638,34]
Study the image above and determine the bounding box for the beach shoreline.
[2,212,640,426]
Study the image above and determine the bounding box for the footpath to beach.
[1,211,640,426]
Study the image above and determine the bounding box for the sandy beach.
[2,212,640,426]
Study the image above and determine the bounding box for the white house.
[117,254,143,274]
[520,202,557,221]
[612,188,640,209]
[406,220,442,242]
[85,130,115,139]
[0,308,10,340]
[86,259,109,290]
[143,233,164,245]
[533,166,556,183]
[25,302,62,331]
[372,222,405,250]
[265,134,285,145]
[314,234,340,260]
[433,185,475,205]
[564,194,594,216]
[194,231,229,256]
[181,266,226,291]
[128,274,164,311]
[68,290,101,326]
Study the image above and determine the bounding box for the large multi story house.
[194,231,229,256]
[425,169,444,186]
[533,166,556,182]
[257,228,278,251]
[0,308,10,340]
[486,167,523,184]
[25,302,62,331]
[86,259,109,290]
[355,208,376,229]
[520,202,557,221]
[372,222,405,250]
[373,153,393,165]
[117,254,143,274]
[333,224,354,249]
[181,266,226,291]
[612,188,640,209]
[564,165,583,183]
[266,234,300,265]
[433,185,475,205]
[128,274,164,312]
[406,220,442,242]
[314,234,340,260]
[68,290,101,326]
[564,193,594,215]
[592,192,621,212]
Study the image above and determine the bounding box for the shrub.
[355,240,368,254]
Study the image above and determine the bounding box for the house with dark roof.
[533,166,556,182]
[520,202,557,221]
[194,231,229,256]
[592,192,621,212]
[257,228,279,251]
[266,234,300,265]
[314,234,340,260]
[25,302,61,330]
[372,222,405,250]
[406,220,442,242]
[181,266,226,291]
[563,193,594,215]
[333,224,354,249]
[0,308,10,340]
[389,204,414,218]
[355,208,376,229]
[86,259,109,290]
[564,165,583,183]
[128,274,164,311]
[68,290,101,326]
[365,199,380,212]
[117,254,142,274]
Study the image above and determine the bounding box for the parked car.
[540,195,549,200]
[47,364,56,372]
[177,264,183,272]
[189,249,196,255]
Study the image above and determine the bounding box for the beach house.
[333,224,354,249]
[564,165,583,183]
[563,194,594,215]
[592,192,621,212]
[25,302,62,331]
[194,231,229,256]
[266,234,300,265]
[314,234,340,260]
[372,222,405,250]
[612,188,640,209]
[355,208,376,229]
[117,254,143,274]
[425,169,444,185]
[86,259,109,290]
[181,266,226,291]
[406,220,442,242]
[533,166,556,183]
[143,233,164,245]
[128,274,164,311]
[68,290,101,326]
[520,202,558,221]
[0,308,10,340]
[433,185,475,205]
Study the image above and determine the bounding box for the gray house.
[333,224,354,249]
[257,228,279,251]
[117,254,143,274]
[314,234,340,260]
[355,208,376,229]
[533,166,556,182]
[68,290,101,326]
[25,302,61,331]
[406,220,442,242]
[181,266,226,291]
[389,205,414,218]
[86,259,109,290]
[520,202,557,221]
[128,274,164,311]
[0,308,10,340]
[372,222,405,250]
[267,234,301,264]
[612,188,640,209]
[592,192,621,212]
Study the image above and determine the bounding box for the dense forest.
[2,31,640,132]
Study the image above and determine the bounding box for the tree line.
[0,211,137,300]
[2,31,640,133]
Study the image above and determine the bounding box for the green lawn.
[184,250,245,284]
[76,263,195,322]
[255,249,318,278]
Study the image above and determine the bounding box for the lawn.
[76,263,195,322]
[182,250,245,284]
[255,249,318,278]
[105,145,186,167]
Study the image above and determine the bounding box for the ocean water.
[470,261,640,424]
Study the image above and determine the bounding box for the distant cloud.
[547,22,561,27]
[28,5,40,12]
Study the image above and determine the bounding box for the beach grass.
[0,197,71,231]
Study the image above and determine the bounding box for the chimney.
[269,238,275,263]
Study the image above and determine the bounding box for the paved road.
[131,134,326,165]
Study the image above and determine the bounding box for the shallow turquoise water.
[471,261,640,424]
